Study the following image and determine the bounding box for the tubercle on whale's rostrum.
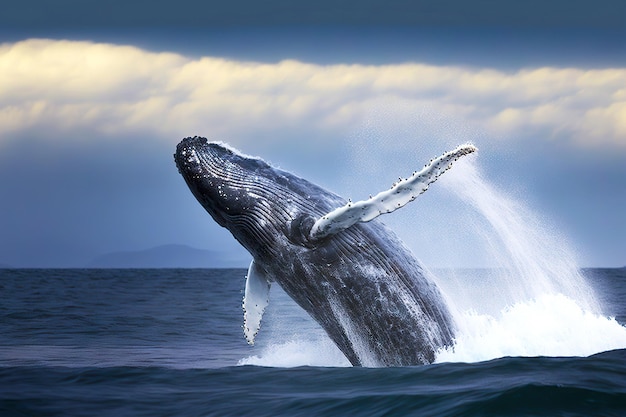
[309,143,477,241]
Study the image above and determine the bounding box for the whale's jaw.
[173,136,326,261]
[175,137,230,227]
[174,137,275,255]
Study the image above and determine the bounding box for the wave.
[4,350,625,417]
[437,293,626,363]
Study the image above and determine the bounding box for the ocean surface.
[1,267,626,416]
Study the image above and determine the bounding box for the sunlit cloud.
[1,38,625,149]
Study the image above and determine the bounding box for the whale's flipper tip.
[457,143,478,155]
[309,143,477,240]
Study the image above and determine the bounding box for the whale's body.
[174,136,473,366]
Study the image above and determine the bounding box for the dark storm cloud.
[3,39,625,149]
[1,0,625,29]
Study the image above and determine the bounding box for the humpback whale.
[174,136,476,366]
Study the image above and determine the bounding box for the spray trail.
[447,160,598,308]
[436,159,626,363]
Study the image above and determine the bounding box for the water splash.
[238,339,350,367]
[435,159,626,363]
[445,160,598,308]
[437,293,626,363]
[238,285,351,367]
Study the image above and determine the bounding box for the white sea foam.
[436,293,626,363]
[238,338,350,367]
[237,284,352,367]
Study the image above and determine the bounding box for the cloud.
[1,38,625,149]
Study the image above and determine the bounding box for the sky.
[0,1,625,268]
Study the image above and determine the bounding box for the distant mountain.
[86,244,248,268]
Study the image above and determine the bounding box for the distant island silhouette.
[86,244,248,268]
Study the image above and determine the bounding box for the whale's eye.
[287,214,316,247]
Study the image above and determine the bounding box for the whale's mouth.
[174,137,238,228]
[174,136,288,259]
[174,136,273,231]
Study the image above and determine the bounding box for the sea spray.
[443,159,598,308]
[238,338,351,367]
[238,149,626,367]
[239,285,351,367]
[436,159,626,363]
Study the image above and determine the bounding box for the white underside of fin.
[242,260,271,345]
[310,143,477,240]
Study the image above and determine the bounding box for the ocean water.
[1,267,626,416]
[3,156,626,415]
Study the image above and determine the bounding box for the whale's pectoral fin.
[242,260,271,345]
[310,143,477,240]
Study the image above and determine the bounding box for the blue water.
[1,268,626,416]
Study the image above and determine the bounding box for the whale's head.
[175,137,262,229]
[174,136,334,259]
